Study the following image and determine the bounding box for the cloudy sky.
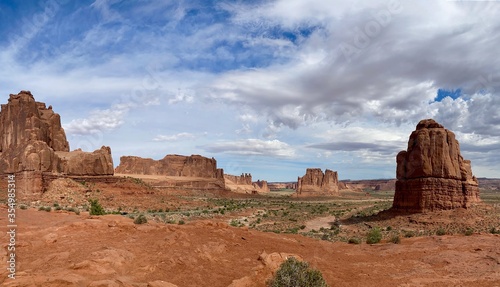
[1,0,499,181]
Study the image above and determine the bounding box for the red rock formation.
[115,154,223,179]
[252,180,270,193]
[0,91,113,176]
[295,168,339,197]
[224,173,252,185]
[268,182,297,191]
[393,119,480,212]
[56,146,114,176]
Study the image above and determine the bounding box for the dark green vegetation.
[133,214,148,224]
[267,257,329,287]
[89,199,106,216]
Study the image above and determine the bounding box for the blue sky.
[1,0,499,181]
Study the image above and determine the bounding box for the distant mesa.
[393,119,480,212]
[224,173,252,185]
[0,91,114,176]
[115,154,225,190]
[115,154,223,178]
[294,168,340,197]
[224,173,270,194]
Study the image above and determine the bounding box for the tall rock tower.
[393,119,480,212]
[0,91,114,175]
[295,168,339,197]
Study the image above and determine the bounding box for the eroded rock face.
[224,173,252,185]
[115,154,224,179]
[253,180,270,193]
[0,91,113,175]
[393,119,480,212]
[56,146,114,176]
[295,168,339,197]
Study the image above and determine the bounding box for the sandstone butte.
[223,173,271,194]
[294,168,340,197]
[115,154,224,179]
[393,119,480,212]
[0,91,114,176]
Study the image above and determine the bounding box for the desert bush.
[489,227,500,234]
[19,205,28,210]
[404,231,415,238]
[390,235,401,244]
[464,228,473,236]
[436,227,446,236]
[134,214,148,224]
[267,257,329,287]
[366,228,382,244]
[348,237,361,244]
[89,199,106,216]
[178,220,185,225]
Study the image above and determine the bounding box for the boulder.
[295,168,339,197]
[393,119,480,212]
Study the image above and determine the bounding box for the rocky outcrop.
[56,147,114,176]
[0,91,113,176]
[224,173,252,185]
[115,154,223,179]
[252,180,270,193]
[294,168,339,197]
[268,182,297,191]
[393,119,480,212]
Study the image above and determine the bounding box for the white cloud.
[1,1,499,179]
[153,132,196,142]
[203,139,296,158]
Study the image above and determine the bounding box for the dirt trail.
[1,206,499,287]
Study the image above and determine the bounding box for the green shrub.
[19,205,28,210]
[366,228,382,244]
[489,227,500,234]
[404,231,415,238]
[89,199,106,216]
[134,214,148,225]
[267,257,329,287]
[178,220,185,225]
[436,227,446,236]
[348,237,361,244]
[390,235,401,244]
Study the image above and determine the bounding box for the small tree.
[267,257,329,287]
[89,199,106,215]
[366,227,382,244]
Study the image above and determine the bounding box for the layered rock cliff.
[295,168,339,197]
[224,173,252,185]
[0,91,113,175]
[393,119,480,212]
[253,180,270,193]
[115,154,224,179]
